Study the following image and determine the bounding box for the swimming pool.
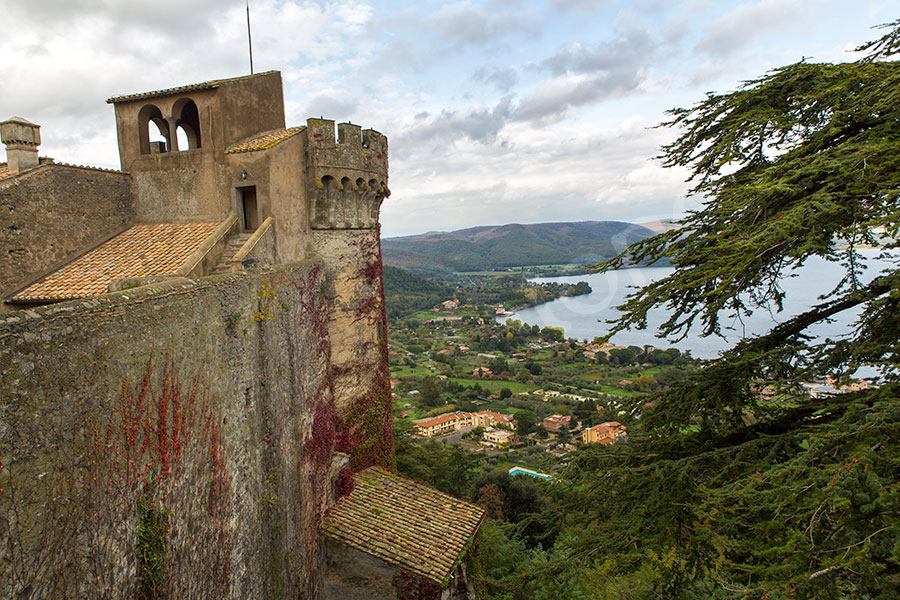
[508,466,552,480]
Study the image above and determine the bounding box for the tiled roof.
[416,410,511,429]
[478,410,512,422]
[9,222,223,302]
[226,127,304,154]
[416,413,463,428]
[322,467,486,585]
[0,160,112,183]
[106,71,279,104]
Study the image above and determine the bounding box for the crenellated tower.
[303,119,392,470]
[305,118,389,230]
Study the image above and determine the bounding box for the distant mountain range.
[381,221,662,272]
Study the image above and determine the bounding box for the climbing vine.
[86,359,233,598]
[343,228,395,471]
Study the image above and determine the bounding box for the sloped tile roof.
[322,467,486,585]
[226,127,305,154]
[416,413,463,428]
[106,71,279,104]
[9,222,223,302]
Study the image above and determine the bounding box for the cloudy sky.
[1,1,895,236]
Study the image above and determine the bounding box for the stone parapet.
[305,119,389,230]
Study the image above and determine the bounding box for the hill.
[382,265,453,319]
[381,221,657,272]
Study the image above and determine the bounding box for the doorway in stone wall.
[240,186,258,231]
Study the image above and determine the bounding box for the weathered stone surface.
[0,262,337,599]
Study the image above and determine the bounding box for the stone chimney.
[1,117,41,173]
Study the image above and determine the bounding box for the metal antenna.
[246,0,254,74]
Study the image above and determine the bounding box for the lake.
[498,250,897,360]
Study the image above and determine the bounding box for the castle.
[0,72,483,599]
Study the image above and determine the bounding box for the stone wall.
[0,261,343,599]
[0,164,131,301]
[310,227,394,471]
[129,151,226,223]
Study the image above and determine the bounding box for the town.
[385,273,880,482]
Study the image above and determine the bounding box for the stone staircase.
[212,232,252,274]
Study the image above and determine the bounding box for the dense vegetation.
[382,221,655,271]
[382,265,453,318]
[453,274,591,308]
[393,21,900,600]
[383,266,590,317]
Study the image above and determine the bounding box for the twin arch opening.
[138,98,201,155]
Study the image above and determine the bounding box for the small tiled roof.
[9,222,223,302]
[322,467,486,585]
[226,127,305,154]
[106,71,279,104]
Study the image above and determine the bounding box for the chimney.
[1,117,41,173]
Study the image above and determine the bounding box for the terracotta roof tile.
[226,127,305,154]
[415,410,511,430]
[9,222,223,302]
[322,467,486,585]
[477,410,512,422]
[416,413,463,428]
[106,71,279,104]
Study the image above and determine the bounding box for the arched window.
[172,98,201,150]
[176,127,189,151]
[315,176,336,226]
[138,104,169,155]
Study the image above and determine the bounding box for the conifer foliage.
[558,21,900,599]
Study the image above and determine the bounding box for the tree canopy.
[561,21,900,598]
[596,21,900,432]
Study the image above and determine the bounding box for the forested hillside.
[382,221,655,271]
[382,265,454,318]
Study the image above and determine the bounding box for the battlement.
[305,118,389,230]
[305,118,388,175]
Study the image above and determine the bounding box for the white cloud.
[0,0,883,235]
[697,0,811,56]
[381,116,693,236]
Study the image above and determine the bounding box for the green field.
[445,377,540,394]
[389,365,436,378]
[400,309,484,323]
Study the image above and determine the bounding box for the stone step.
[212,233,253,274]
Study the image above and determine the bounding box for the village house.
[482,428,515,447]
[414,410,513,438]
[581,421,627,445]
[542,414,572,432]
